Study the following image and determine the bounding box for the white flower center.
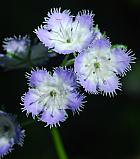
[50,20,92,51]
[50,90,57,97]
[35,77,71,112]
[80,48,116,83]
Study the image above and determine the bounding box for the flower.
[74,38,135,96]
[0,111,25,158]
[3,35,30,56]
[21,67,85,127]
[0,35,56,71]
[34,8,95,54]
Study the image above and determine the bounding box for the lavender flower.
[0,111,25,158]
[21,67,84,127]
[0,35,56,71]
[34,8,95,54]
[3,35,30,57]
[74,38,135,96]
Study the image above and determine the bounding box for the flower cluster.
[0,111,25,158]
[35,8,135,96]
[0,7,136,158]
[21,67,84,127]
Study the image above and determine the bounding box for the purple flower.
[3,35,30,55]
[0,111,25,158]
[34,8,95,54]
[74,38,135,96]
[0,35,56,71]
[21,67,85,127]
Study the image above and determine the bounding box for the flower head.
[34,8,95,54]
[74,38,135,96]
[0,111,25,158]
[3,35,30,56]
[21,67,84,127]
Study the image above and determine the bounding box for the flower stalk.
[51,128,68,159]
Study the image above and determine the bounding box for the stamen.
[94,62,100,69]
[66,38,71,43]
[50,90,57,97]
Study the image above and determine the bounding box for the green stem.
[64,58,75,66]
[51,128,68,159]
[61,55,70,66]
[22,121,69,159]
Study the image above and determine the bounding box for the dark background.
[0,0,140,159]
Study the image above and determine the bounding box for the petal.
[91,38,111,50]
[28,69,51,87]
[0,138,13,157]
[112,48,133,75]
[22,89,43,116]
[74,53,97,93]
[15,129,25,146]
[45,8,72,30]
[54,67,77,88]
[40,109,67,127]
[99,76,121,96]
[34,27,54,48]
[71,20,94,53]
[80,78,97,93]
[74,52,85,73]
[76,10,94,29]
[67,92,85,112]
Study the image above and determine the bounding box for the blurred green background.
[0,0,140,159]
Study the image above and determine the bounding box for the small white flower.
[74,38,122,96]
[35,8,95,54]
[3,35,30,54]
[22,67,85,127]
